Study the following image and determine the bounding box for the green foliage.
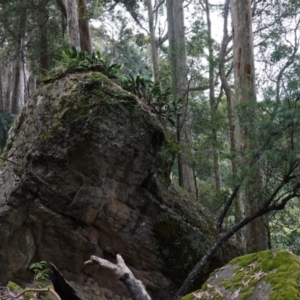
[0,111,14,154]
[122,75,183,125]
[158,140,181,163]
[270,198,300,255]
[60,47,123,79]
[29,261,50,288]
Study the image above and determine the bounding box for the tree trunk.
[147,0,159,82]
[77,0,92,53]
[219,0,244,248]
[231,0,269,253]
[0,59,3,110]
[166,0,197,198]
[38,0,50,73]
[10,48,25,114]
[204,0,221,195]
[66,0,80,50]
[56,0,67,37]
[4,65,12,112]
[85,255,152,300]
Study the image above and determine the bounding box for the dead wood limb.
[84,254,152,300]
[9,287,61,300]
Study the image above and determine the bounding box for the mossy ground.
[6,282,56,300]
[7,281,35,300]
[182,249,300,300]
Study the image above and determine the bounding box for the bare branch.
[157,32,168,46]
[10,288,61,300]
[153,0,165,15]
[173,177,300,300]
[188,81,219,92]
[85,255,152,300]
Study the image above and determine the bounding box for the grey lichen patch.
[182,249,300,300]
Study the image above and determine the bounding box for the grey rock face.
[0,71,241,299]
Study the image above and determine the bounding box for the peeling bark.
[231,0,269,253]
[219,0,244,246]
[66,0,80,50]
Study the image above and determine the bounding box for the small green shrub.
[122,74,183,125]
[29,261,50,288]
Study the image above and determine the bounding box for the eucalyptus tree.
[198,0,222,195]
[147,0,159,82]
[0,0,29,113]
[231,0,270,253]
[56,0,92,53]
[166,0,197,198]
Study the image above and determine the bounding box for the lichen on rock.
[183,249,300,300]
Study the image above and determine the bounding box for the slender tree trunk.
[27,74,36,99]
[147,0,159,82]
[204,0,221,195]
[4,65,12,112]
[56,0,67,37]
[66,0,80,50]
[11,51,24,114]
[166,0,197,198]
[231,0,269,253]
[77,0,92,53]
[0,59,3,110]
[38,0,50,73]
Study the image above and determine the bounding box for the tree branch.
[10,288,61,300]
[84,255,152,300]
[188,81,219,92]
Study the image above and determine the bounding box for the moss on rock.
[7,281,35,300]
[182,249,300,300]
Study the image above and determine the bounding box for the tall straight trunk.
[77,0,92,53]
[56,0,67,37]
[231,0,268,253]
[166,0,197,198]
[0,60,3,110]
[204,0,221,195]
[147,0,159,82]
[5,65,12,112]
[10,5,27,114]
[219,0,244,247]
[38,0,50,73]
[11,51,24,114]
[66,0,80,50]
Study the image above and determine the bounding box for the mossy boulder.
[0,70,242,299]
[182,249,300,300]
[7,281,35,300]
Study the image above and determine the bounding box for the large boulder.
[183,249,300,300]
[0,71,241,299]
